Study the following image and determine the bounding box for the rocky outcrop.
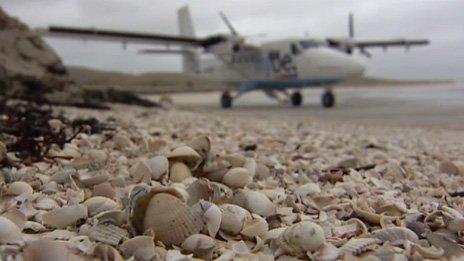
[0,6,81,104]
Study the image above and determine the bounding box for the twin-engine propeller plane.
[37,6,429,108]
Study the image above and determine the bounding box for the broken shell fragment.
[370,227,418,245]
[0,216,23,245]
[167,145,202,170]
[6,181,33,196]
[234,189,276,217]
[222,167,252,189]
[83,196,119,216]
[241,214,269,238]
[23,239,69,261]
[187,135,211,160]
[120,236,156,261]
[181,234,216,259]
[89,223,129,245]
[42,204,88,228]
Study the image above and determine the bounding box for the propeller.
[348,13,354,39]
[219,11,239,36]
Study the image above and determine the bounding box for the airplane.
[37,6,429,108]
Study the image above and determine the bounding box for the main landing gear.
[290,91,303,107]
[321,90,335,108]
[221,91,233,108]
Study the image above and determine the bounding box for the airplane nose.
[345,58,365,78]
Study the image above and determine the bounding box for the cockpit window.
[299,40,322,49]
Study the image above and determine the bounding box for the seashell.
[6,181,33,196]
[42,204,88,228]
[89,223,129,245]
[129,159,152,183]
[83,196,119,216]
[170,162,192,182]
[132,190,203,246]
[0,216,23,245]
[439,161,459,175]
[69,236,95,255]
[186,178,213,206]
[147,155,169,180]
[241,214,269,238]
[210,181,234,203]
[93,243,124,261]
[167,145,202,170]
[339,238,381,256]
[312,243,341,261]
[224,153,246,167]
[112,133,133,149]
[332,218,368,238]
[411,243,444,259]
[222,167,252,189]
[220,204,252,235]
[203,158,230,182]
[255,163,271,180]
[166,249,193,260]
[181,234,216,259]
[295,183,321,198]
[187,135,211,160]
[353,205,381,225]
[120,236,156,261]
[88,149,108,165]
[370,227,418,245]
[232,240,250,256]
[203,202,222,237]
[427,232,464,259]
[234,189,276,217]
[78,170,110,187]
[51,167,77,184]
[23,221,46,233]
[276,221,326,254]
[92,182,116,199]
[244,158,257,178]
[23,239,69,261]
[43,229,77,240]
[36,197,60,210]
[94,210,126,226]
[2,208,26,230]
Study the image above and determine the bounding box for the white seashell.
[2,208,26,230]
[210,181,234,203]
[0,216,23,245]
[112,133,133,148]
[181,234,216,259]
[120,236,156,261]
[255,163,271,180]
[241,214,269,238]
[170,162,192,183]
[295,183,321,198]
[23,221,46,233]
[42,204,88,228]
[130,159,152,183]
[263,227,286,243]
[69,236,95,255]
[244,158,257,178]
[139,192,204,246]
[83,196,119,216]
[234,190,276,217]
[220,204,252,235]
[36,197,60,210]
[222,167,252,189]
[87,149,108,165]
[370,227,418,245]
[165,249,193,261]
[23,239,69,261]
[92,182,116,199]
[147,155,169,180]
[89,223,129,245]
[78,170,110,187]
[277,221,326,254]
[6,181,33,196]
[94,210,126,226]
[187,135,211,160]
[232,240,250,256]
[201,202,222,238]
[167,145,202,170]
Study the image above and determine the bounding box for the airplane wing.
[36,26,226,48]
[354,39,429,49]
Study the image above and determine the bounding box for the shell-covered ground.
[1,104,464,260]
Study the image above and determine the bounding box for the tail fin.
[178,6,198,74]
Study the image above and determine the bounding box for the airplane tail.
[178,6,199,74]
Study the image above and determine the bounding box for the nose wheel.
[290,91,303,107]
[321,90,335,108]
[221,91,233,108]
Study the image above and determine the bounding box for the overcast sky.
[2,0,463,81]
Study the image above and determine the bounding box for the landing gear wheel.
[321,91,335,108]
[290,91,303,107]
[221,91,232,108]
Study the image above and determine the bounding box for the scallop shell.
[6,181,33,196]
[219,204,252,235]
[136,192,203,246]
[120,236,156,261]
[42,204,88,228]
[167,145,202,170]
[241,214,269,238]
[0,216,23,245]
[23,239,69,261]
[181,234,216,259]
[171,162,193,183]
[222,167,252,189]
[370,227,418,245]
[277,221,326,254]
[234,190,276,217]
[83,196,119,216]
[147,155,169,180]
[89,223,129,245]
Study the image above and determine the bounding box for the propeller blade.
[219,11,239,36]
[349,13,354,39]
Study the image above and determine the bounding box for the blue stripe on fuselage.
[239,79,342,92]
